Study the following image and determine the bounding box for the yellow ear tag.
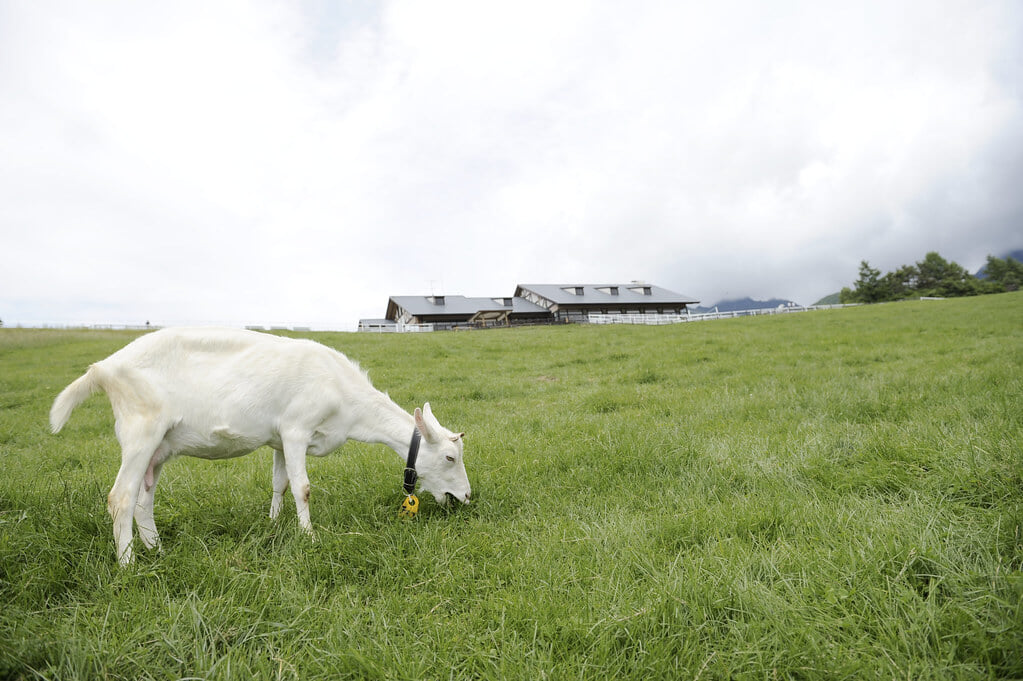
[399,494,420,519]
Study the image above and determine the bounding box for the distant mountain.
[692,297,799,314]
[814,292,842,305]
[976,249,1023,279]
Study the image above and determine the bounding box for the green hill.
[814,292,842,305]
[2,292,1021,679]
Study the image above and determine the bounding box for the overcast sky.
[2,0,1021,328]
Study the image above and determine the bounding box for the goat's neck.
[354,392,417,461]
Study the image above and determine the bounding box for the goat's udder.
[144,457,157,491]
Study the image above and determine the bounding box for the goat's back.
[53,328,372,434]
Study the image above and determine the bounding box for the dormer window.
[596,286,619,295]
[562,286,585,296]
[428,295,445,305]
[628,286,652,296]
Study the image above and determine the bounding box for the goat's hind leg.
[134,446,167,551]
[109,421,164,565]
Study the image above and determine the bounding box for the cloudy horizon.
[2,1,1021,329]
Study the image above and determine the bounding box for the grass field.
[1,294,1021,680]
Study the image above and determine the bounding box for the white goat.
[50,327,471,565]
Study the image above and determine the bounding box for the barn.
[367,295,549,331]
[514,283,699,323]
[359,283,698,331]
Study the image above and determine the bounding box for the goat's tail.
[50,366,102,433]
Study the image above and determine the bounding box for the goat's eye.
[445,455,456,462]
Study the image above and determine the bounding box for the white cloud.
[1,0,1020,327]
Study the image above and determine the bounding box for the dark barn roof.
[385,295,548,324]
[514,283,699,309]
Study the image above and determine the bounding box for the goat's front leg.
[282,435,314,537]
[269,449,289,520]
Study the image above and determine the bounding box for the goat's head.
[413,403,471,506]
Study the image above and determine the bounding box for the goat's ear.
[425,401,444,426]
[415,406,439,443]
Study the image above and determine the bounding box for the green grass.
[1,294,1021,680]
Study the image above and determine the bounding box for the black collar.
[403,428,421,495]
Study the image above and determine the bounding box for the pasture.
[1,293,1021,680]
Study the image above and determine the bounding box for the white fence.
[358,322,434,333]
[3,323,158,331]
[588,313,689,325]
[589,304,857,326]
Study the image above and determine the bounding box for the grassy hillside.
[1,294,1021,680]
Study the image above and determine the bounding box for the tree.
[840,251,1003,304]
[906,252,980,297]
[913,252,950,294]
[880,264,916,300]
[983,255,1023,292]
[841,261,886,303]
